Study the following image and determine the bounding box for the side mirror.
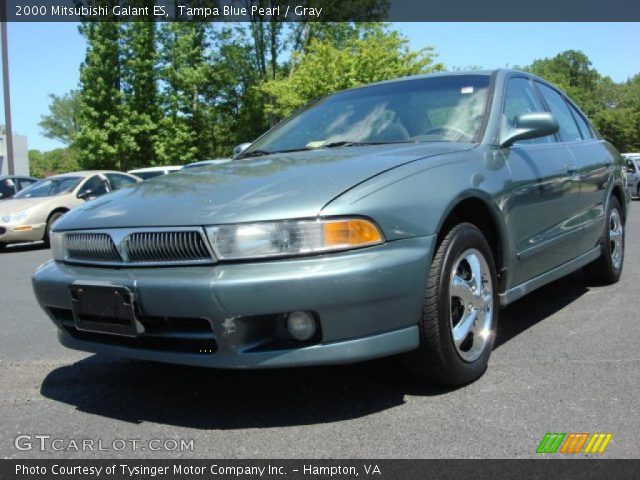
[500,112,559,148]
[77,188,94,200]
[233,143,252,158]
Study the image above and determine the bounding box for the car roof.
[338,69,553,94]
[128,166,182,173]
[49,170,134,178]
[342,69,496,92]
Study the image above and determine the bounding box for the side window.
[18,178,37,190]
[106,173,137,190]
[81,175,110,197]
[502,77,553,145]
[567,103,593,140]
[0,179,16,198]
[536,83,582,142]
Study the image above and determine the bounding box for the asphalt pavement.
[1,202,639,459]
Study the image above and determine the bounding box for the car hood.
[0,197,54,216]
[55,143,472,230]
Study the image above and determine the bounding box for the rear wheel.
[583,196,624,285]
[0,243,6,252]
[404,223,499,386]
[43,211,65,247]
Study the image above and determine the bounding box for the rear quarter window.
[567,103,594,140]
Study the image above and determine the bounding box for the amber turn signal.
[323,219,383,248]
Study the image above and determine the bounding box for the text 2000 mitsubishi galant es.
[32,70,629,386]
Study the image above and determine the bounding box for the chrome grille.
[125,231,211,263]
[65,233,121,262]
[63,229,215,266]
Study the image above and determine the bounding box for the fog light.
[286,311,316,341]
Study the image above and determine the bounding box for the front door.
[500,76,582,286]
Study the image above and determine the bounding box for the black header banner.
[1,459,640,480]
[2,0,640,22]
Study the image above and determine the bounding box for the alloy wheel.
[449,248,494,362]
[609,208,623,270]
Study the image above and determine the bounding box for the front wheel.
[583,196,624,285]
[404,223,499,386]
[43,211,65,247]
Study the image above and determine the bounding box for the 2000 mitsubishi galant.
[32,70,629,386]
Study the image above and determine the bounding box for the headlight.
[50,231,66,261]
[206,218,384,260]
[1,211,28,223]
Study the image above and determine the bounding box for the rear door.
[500,76,582,286]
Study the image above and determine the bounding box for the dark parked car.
[0,175,38,199]
[32,70,629,386]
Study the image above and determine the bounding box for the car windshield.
[13,176,82,199]
[243,75,491,157]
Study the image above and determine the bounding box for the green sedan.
[31,70,629,386]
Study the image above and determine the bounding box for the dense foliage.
[28,148,81,178]
[523,50,640,152]
[35,25,640,176]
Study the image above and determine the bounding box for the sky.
[1,22,639,152]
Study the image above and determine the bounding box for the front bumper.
[32,236,435,368]
[0,222,46,244]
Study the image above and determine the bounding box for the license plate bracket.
[70,282,144,337]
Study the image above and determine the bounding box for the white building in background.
[0,134,29,176]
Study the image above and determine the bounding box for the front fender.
[321,148,513,279]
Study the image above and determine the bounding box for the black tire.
[0,243,6,252]
[637,184,640,199]
[43,211,65,247]
[404,222,499,387]
[583,196,624,285]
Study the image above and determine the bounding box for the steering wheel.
[422,126,473,142]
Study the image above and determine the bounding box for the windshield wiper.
[237,149,272,159]
[321,140,414,148]
[239,141,413,159]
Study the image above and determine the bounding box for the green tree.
[29,148,81,178]
[260,25,444,119]
[75,16,131,170]
[38,91,81,145]
[594,108,640,152]
[525,50,600,115]
[523,50,640,152]
[121,5,159,167]
[208,26,268,153]
[155,22,211,164]
[617,74,640,110]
